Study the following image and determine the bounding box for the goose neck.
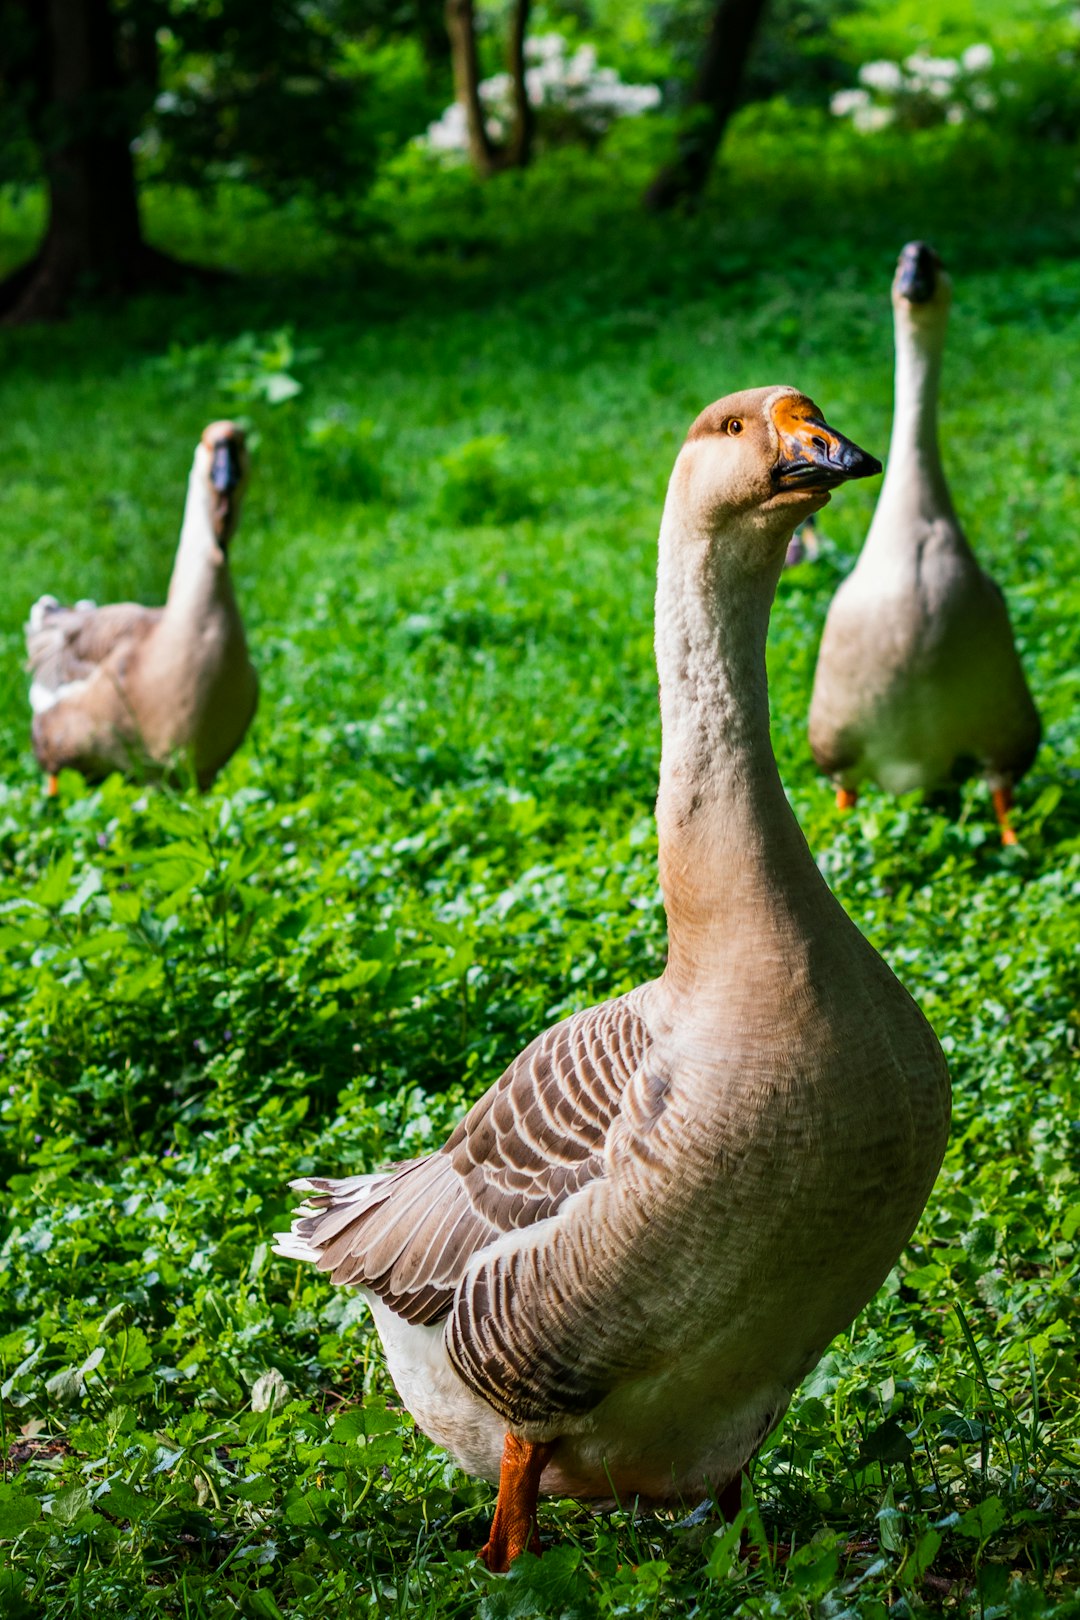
[653,510,806,992]
[165,467,234,620]
[876,307,955,521]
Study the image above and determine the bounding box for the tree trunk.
[505,0,533,169]
[445,0,497,177]
[444,0,533,176]
[0,0,193,324]
[644,0,769,212]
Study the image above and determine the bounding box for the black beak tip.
[896,240,940,304]
[211,442,241,493]
[849,447,883,480]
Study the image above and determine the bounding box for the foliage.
[0,0,441,209]
[435,436,537,525]
[830,15,1080,142]
[0,99,1079,1619]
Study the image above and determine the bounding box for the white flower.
[419,33,659,154]
[483,72,512,100]
[853,104,896,132]
[424,101,469,151]
[525,33,564,63]
[831,88,871,117]
[961,43,994,72]
[904,53,961,83]
[858,60,904,93]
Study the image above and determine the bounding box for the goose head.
[672,386,880,573]
[195,421,249,547]
[892,240,952,332]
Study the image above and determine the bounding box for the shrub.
[301,413,385,503]
[435,435,536,526]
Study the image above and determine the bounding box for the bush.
[302,413,386,503]
[435,435,536,526]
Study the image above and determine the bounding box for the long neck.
[164,467,238,623]
[653,505,822,999]
[865,304,960,551]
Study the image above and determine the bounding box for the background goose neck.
[164,467,238,623]
[870,308,960,540]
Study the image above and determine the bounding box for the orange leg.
[836,787,857,811]
[45,775,59,798]
[479,1433,554,1573]
[992,784,1018,847]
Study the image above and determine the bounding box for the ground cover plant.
[0,104,1079,1619]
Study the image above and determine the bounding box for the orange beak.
[771,396,881,493]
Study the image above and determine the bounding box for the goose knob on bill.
[808,242,1041,844]
[26,421,258,793]
[275,388,950,1572]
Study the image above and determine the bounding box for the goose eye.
[726,418,744,436]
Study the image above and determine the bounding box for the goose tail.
[272,1172,389,1266]
[25,596,96,712]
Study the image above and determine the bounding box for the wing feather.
[276,986,657,1331]
[26,599,160,695]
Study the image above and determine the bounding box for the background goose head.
[672,386,880,575]
[892,240,952,333]
[194,420,249,547]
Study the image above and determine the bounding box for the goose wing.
[26,598,160,700]
[278,985,659,1332]
[974,571,1041,780]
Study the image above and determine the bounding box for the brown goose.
[808,242,1041,843]
[275,388,950,1572]
[26,421,257,792]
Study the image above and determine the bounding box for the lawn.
[0,114,1078,1618]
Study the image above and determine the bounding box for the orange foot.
[479,1434,554,1574]
[991,785,1017,847]
[836,787,857,811]
[45,775,59,798]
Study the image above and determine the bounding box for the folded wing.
[277,986,655,1330]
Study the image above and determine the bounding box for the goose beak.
[211,440,243,493]
[771,400,881,494]
[896,240,940,303]
[202,424,246,544]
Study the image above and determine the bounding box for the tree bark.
[445,0,497,177]
[504,0,533,169]
[644,0,769,212]
[0,0,193,324]
[444,0,533,176]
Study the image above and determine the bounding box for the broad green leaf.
[0,1488,41,1537]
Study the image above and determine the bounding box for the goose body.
[26,422,257,790]
[276,388,950,1565]
[808,244,1040,827]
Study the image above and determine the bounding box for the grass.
[0,111,1079,1617]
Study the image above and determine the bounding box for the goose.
[26,421,257,792]
[808,242,1040,844]
[275,387,950,1572]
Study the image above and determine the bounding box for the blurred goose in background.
[26,421,257,791]
[808,242,1040,844]
[276,388,950,1572]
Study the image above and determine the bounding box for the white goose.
[26,421,257,792]
[276,387,950,1572]
[808,243,1041,843]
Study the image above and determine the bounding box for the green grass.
[1,115,1079,1617]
